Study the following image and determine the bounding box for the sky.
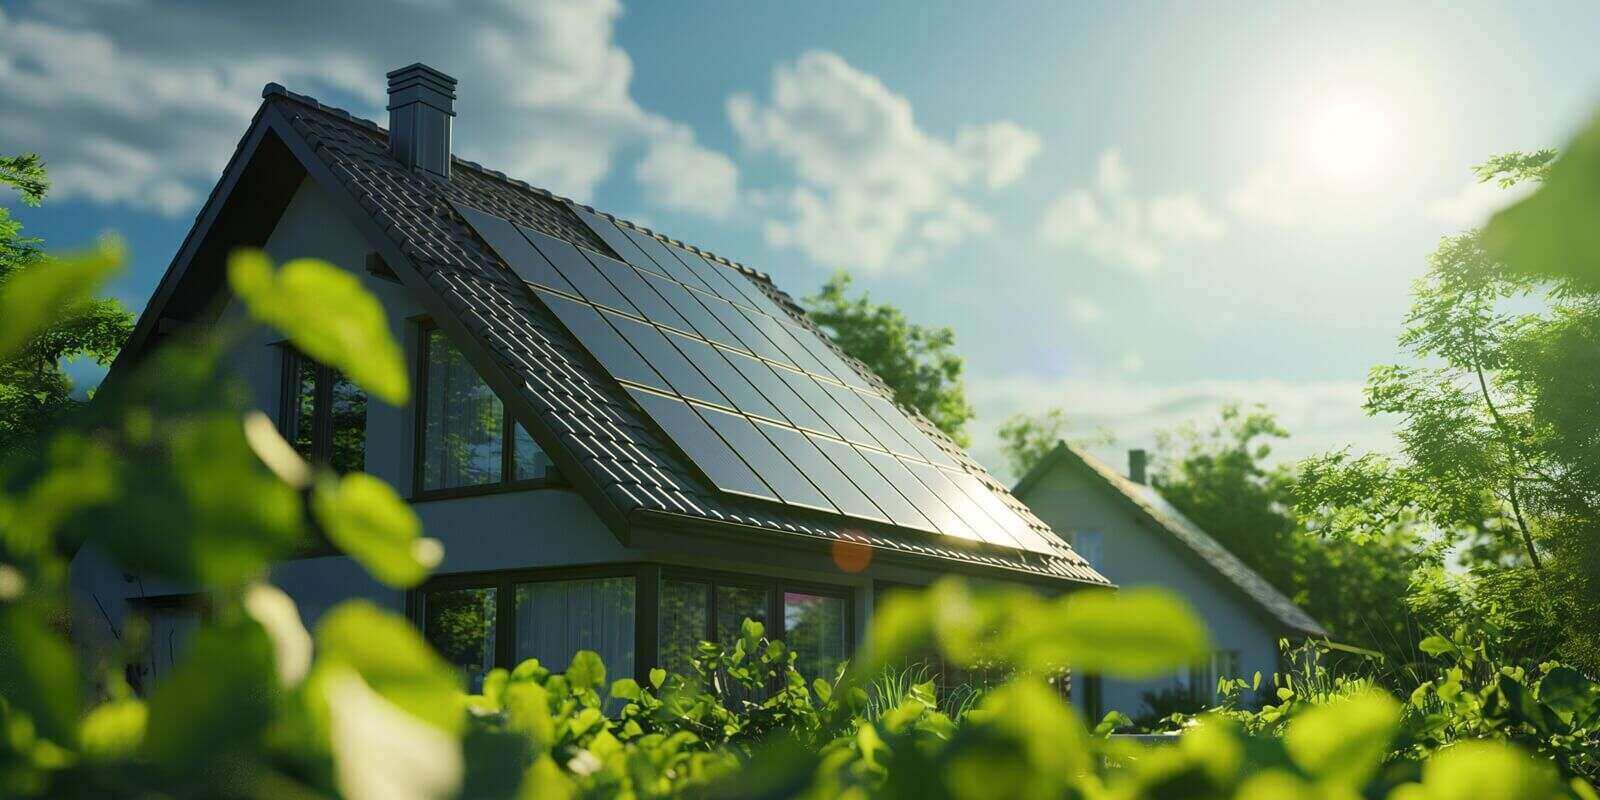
[4,0,1598,482]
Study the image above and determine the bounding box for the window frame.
[278,344,367,470]
[411,320,561,501]
[659,566,855,667]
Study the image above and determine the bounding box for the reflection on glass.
[286,353,317,461]
[327,368,367,474]
[658,580,709,676]
[513,423,550,481]
[715,584,769,646]
[422,328,504,490]
[515,577,635,676]
[423,586,497,692]
[784,592,847,681]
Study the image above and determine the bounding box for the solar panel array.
[454,201,1058,556]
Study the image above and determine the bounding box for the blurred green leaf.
[0,604,80,744]
[143,616,279,767]
[1413,740,1561,799]
[244,582,313,688]
[1419,635,1455,657]
[1482,112,1600,292]
[0,237,122,362]
[324,666,463,800]
[227,249,409,405]
[312,471,438,588]
[1038,588,1210,678]
[566,651,605,692]
[1285,689,1399,788]
[314,600,464,735]
[503,681,554,752]
[79,698,148,761]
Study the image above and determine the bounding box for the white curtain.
[514,577,636,678]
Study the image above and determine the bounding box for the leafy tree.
[995,407,1114,479]
[1298,140,1600,670]
[0,154,134,456]
[804,271,974,446]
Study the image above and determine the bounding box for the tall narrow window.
[784,591,848,681]
[280,348,367,471]
[514,577,636,677]
[421,585,498,693]
[659,579,710,676]
[416,325,552,496]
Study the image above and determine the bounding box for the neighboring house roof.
[1012,442,1327,637]
[109,81,1108,588]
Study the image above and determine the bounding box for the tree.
[804,272,974,446]
[995,407,1113,479]
[1297,140,1600,670]
[0,154,134,456]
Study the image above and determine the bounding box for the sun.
[1296,92,1395,185]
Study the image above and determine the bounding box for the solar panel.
[535,289,664,389]
[524,228,639,315]
[943,469,1058,555]
[856,447,978,541]
[778,370,874,445]
[622,228,715,290]
[571,207,659,273]
[744,311,832,376]
[805,435,935,532]
[455,202,578,294]
[817,380,918,458]
[581,251,691,332]
[697,294,795,366]
[626,388,777,502]
[608,314,730,409]
[667,246,759,309]
[757,425,889,524]
[670,336,784,422]
[859,392,959,468]
[636,270,742,348]
[692,252,795,319]
[726,358,832,434]
[779,318,873,390]
[898,458,1020,550]
[695,406,836,513]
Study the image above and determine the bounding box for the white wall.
[1018,463,1282,718]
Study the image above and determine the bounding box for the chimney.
[387,63,457,180]
[1128,449,1148,485]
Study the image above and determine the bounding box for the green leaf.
[1483,112,1600,292]
[324,666,463,800]
[312,471,439,588]
[143,617,279,767]
[227,249,409,405]
[1041,588,1210,678]
[79,698,147,761]
[609,678,641,701]
[649,667,666,689]
[1415,740,1560,799]
[503,680,555,752]
[0,237,123,362]
[1419,635,1456,657]
[566,650,605,692]
[1284,689,1400,788]
[0,604,81,744]
[314,601,464,735]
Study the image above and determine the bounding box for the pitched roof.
[1012,442,1326,636]
[116,82,1109,587]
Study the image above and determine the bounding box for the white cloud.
[1425,177,1535,230]
[729,50,1041,272]
[966,372,1394,483]
[1037,148,1225,272]
[1227,167,1310,227]
[0,0,736,218]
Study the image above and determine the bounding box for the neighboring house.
[68,64,1107,694]
[1012,443,1328,720]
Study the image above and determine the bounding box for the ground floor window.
[126,594,204,696]
[413,566,852,691]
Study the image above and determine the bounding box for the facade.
[68,64,1107,694]
[1012,443,1328,720]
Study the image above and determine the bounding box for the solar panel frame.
[818,380,919,458]
[778,317,875,390]
[942,468,1059,555]
[859,391,959,468]
[805,435,936,533]
[898,458,1021,550]
[856,447,978,541]
[626,388,778,502]
[724,357,833,434]
[670,336,784,422]
[667,246,764,311]
[579,250,692,332]
[636,270,744,349]
[454,202,579,295]
[696,293,796,366]
[695,406,837,513]
[622,227,715,291]
[571,207,663,274]
[780,371,875,446]
[743,310,833,377]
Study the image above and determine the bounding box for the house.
[1012,442,1328,720]
[67,64,1108,693]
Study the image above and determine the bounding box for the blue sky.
[4,0,1598,479]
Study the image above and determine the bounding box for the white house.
[67,64,1108,695]
[1012,443,1327,720]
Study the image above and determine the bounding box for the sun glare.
[1297,93,1395,185]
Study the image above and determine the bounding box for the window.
[1072,530,1103,574]
[415,325,553,496]
[659,575,850,681]
[1181,649,1242,702]
[126,595,204,696]
[417,570,636,691]
[280,347,368,472]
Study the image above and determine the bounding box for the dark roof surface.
[1012,442,1326,635]
[254,84,1106,586]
